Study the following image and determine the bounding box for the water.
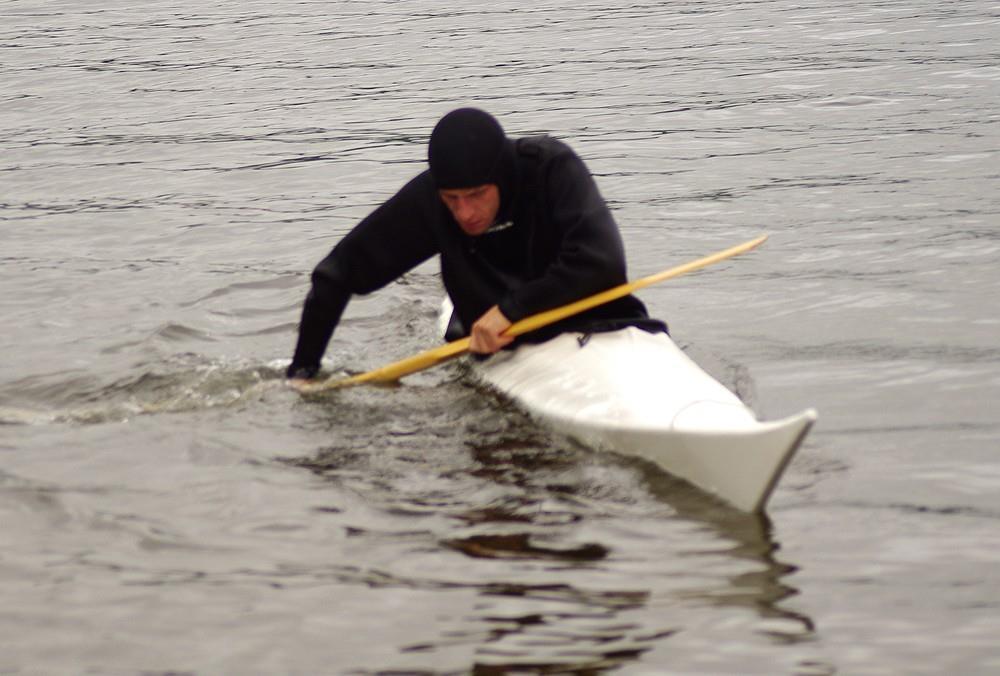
[2,0,998,673]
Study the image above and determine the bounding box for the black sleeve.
[497,148,628,322]
[286,175,439,378]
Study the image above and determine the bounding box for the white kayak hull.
[472,327,816,513]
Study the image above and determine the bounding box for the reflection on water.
[286,379,813,671]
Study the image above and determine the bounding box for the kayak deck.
[473,327,816,512]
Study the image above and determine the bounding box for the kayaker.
[286,107,665,381]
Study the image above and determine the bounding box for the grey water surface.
[2,1,998,673]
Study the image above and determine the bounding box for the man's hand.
[285,378,313,393]
[470,305,513,354]
[285,365,318,392]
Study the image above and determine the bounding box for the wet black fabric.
[287,135,664,378]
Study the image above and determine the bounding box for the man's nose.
[455,198,473,220]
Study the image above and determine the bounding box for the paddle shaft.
[300,234,767,391]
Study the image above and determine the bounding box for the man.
[286,108,664,381]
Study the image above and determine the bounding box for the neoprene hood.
[428,108,516,196]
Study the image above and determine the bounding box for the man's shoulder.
[359,168,441,230]
[516,135,574,160]
[400,168,437,193]
[386,169,442,212]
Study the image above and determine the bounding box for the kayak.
[471,326,817,513]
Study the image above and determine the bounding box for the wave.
[0,356,288,426]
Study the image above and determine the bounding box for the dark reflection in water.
[286,378,813,672]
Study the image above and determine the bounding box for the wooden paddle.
[296,234,767,392]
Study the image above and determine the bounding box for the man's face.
[438,184,500,236]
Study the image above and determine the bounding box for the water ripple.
[2,0,999,672]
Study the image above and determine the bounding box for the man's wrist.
[286,364,319,380]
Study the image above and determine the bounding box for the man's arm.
[286,174,439,379]
[285,261,351,379]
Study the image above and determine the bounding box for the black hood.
[428,108,517,220]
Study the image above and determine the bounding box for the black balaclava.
[428,108,517,222]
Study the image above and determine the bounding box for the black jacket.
[287,136,662,378]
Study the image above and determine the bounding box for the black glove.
[285,364,319,380]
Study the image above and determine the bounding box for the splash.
[0,356,288,425]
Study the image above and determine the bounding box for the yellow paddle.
[297,234,767,392]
